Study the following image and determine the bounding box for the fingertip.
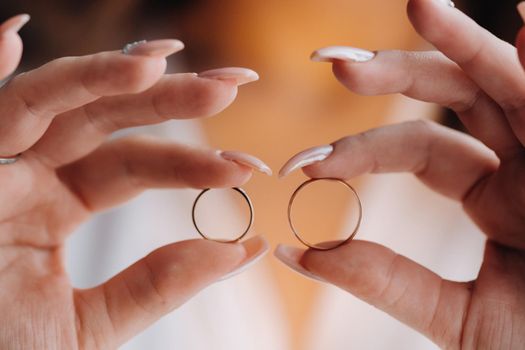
[518,2,525,23]
[278,145,333,178]
[0,14,30,35]
[0,32,23,79]
[274,244,327,283]
[156,238,249,278]
[242,235,270,255]
[186,74,240,118]
[218,236,270,281]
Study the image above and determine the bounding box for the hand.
[0,15,270,349]
[276,1,525,348]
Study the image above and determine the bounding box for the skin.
[277,0,525,349]
[0,21,269,350]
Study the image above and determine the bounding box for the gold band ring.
[192,187,254,243]
[288,178,362,250]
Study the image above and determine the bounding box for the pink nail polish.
[198,67,259,86]
[279,145,333,178]
[220,151,273,176]
[311,46,375,63]
[0,14,30,35]
[123,39,184,57]
[274,245,327,283]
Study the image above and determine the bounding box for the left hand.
[275,1,525,348]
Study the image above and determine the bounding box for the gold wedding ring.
[192,187,254,243]
[288,178,362,250]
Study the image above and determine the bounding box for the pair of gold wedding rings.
[192,178,362,251]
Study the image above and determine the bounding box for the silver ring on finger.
[0,154,21,165]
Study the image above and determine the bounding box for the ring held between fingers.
[75,236,269,349]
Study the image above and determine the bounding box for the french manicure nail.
[311,46,375,63]
[198,67,259,86]
[278,145,333,178]
[123,39,184,57]
[274,244,327,283]
[219,236,270,281]
[518,2,525,22]
[0,14,30,35]
[220,150,273,176]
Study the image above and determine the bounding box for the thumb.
[74,236,269,349]
[275,240,472,349]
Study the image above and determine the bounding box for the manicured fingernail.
[220,151,273,176]
[311,46,375,63]
[198,67,259,86]
[123,39,184,57]
[518,2,525,22]
[437,0,455,7]
[0,14,30,35]
[278,145,333,178]
[219,236,270,281]
[274,244,326,283]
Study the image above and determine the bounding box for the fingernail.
[278,145,333,178]
[518,2,525,22]
[198,67,259,86]
[123,39,184,57]
[219,236,270,281]
[311,46,375,63]
[220,150,273,176]
[437,0,455,8]
[0,14,30,35]
[274,244,326,283]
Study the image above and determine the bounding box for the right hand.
[276,1,525,348]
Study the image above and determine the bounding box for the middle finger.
[30,68,259,167]
[407,0,525,147]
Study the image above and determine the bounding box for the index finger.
[407,0,525,145]
[0,39,182,157]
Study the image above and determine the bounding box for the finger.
[75,236,269,349]
[0,39,183,156]
[0,14,29,79]
[312,47,521,155]
[517,3,525,69]
[279,120,498,200]
[58,137,271,211]
[274,241,471,349]
[407,0,525,146]
[31,67,259,167]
